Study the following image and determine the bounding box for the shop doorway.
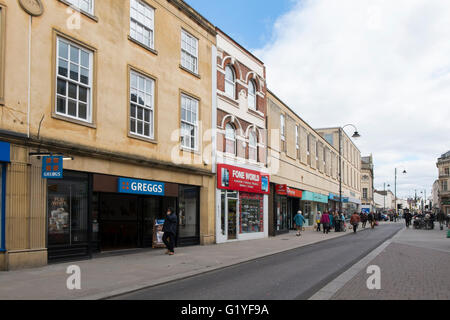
[227,198,238,240]
[97,193,176,251]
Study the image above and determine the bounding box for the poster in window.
[152,219,166,248]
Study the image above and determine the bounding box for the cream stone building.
[0,0,217,270]
[267,91,361,236]
[315,127,362,213]
[437,151,450,214]
[360,155,374,212]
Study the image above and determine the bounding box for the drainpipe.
[27,16,32,138]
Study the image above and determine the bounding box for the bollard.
[447,229,450,239]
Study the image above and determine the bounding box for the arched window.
[248,130,257,162]
[248,80,256,110]
[225,65,236,99]
[225,123,236,155]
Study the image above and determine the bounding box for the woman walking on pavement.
[321,211,331,234]
[294,210,306,236]
[162,207,177,255]
[316,211,322,232]
[350,212,361,233]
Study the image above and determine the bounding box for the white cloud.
[254,0,450,199]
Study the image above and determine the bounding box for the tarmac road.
[111,223,403,300]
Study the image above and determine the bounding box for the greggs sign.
[217,164,269,194]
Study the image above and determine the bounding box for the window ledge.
[247,108,264,119]
[52,113,96,129]
[58,0,99,22]
[179,65,200,79]
[217,93,239,107]
[180,146,201,156]
[128,36,158,56]
[128,132,158,145]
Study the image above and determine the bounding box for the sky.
[188,0,450,200]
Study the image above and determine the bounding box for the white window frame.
[130,0,155,49]
[280,114,285,141]
[225,123,236,155]
[248,80,256,110]
[129,70,155,139]
[66,0,95,15]
[248,130,257,162]
[180,94,199,151]
[181,29,198,74]
[56,37,93,123]
[225,65,236,99]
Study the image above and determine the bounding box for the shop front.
[328,193,349,213]
[343,197,361,216]
[216,164,269,243]
[273,184,302,235]
[300,191,329,227]
[47,171,201,261]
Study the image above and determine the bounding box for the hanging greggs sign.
[276,184,303,198]
[217,164,269,194]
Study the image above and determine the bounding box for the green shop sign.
[301,191,329,203]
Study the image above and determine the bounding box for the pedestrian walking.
[350,212,361,233]
[368,212,375,229]
[360,212,368,229]
[294,210,306,236]
[321,211,331,234]
[329,211,334,231]
[316,211,322,232]
[334,212,341,232]
[404,210,412,228]
[162,207,177,255]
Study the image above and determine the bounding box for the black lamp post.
[394,168,407,215]
[338,124,360,214]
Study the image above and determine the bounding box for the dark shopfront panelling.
[48,172,200,262]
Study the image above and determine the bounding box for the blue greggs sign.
[118,178,165,196]
[42,156,63,179]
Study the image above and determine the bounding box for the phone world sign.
[217,164,269,194]
[118,178,165,196]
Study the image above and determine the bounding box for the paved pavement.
[0,222,384,300]
[331,224,450,300]
[112,223,402,300]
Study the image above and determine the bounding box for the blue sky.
[186,0,295,50]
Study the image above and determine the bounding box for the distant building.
[437,151,450,214]
[432,180,440,212]
[374,189,395,211]
[361,155,374,212]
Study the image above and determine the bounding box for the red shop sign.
[217,164,270,194]
[276,184,302,198]
[276,184,287,195]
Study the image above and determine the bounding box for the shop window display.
[276,195,288,231]
[47,172,89,246]
[240,192,263,233]
[178,186,199,238]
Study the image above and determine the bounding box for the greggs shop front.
[47,172,200,261]
[215,164,269,243]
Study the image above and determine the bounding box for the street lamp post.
[338,125,360,214]
[383,183,390,212]
[394,168,407,216]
